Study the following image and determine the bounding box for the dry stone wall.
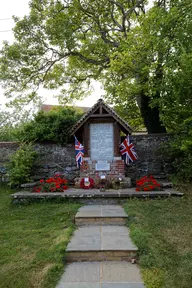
[127,134,173,181]
[0,134,173,183]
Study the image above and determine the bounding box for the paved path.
[56,205,145,288]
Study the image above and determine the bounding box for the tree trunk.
[139,93,166,134]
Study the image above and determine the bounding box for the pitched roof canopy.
[71,99,133,134]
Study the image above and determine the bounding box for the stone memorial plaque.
[95,161,110,171]
[100,175,106,179]
[90,123,114,161]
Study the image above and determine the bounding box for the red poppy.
[39,179,44,183]
[80,177,95,189]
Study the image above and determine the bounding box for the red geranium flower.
[135,175,161,192]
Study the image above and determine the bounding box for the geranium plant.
[33,174,68,192]
[136,175,161,192]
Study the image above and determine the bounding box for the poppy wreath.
[33,174,68,193]
[80,177,95,189]
[136,175,161,192]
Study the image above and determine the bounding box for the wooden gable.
[71,99,133,135]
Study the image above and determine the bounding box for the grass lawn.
[124,184,192,288]
[0,184,81,288]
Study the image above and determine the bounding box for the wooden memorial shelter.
[71,99,133,180]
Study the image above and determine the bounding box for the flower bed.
[33,174,68,192]
[136,175,161,192]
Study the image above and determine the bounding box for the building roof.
[71,99,133,134]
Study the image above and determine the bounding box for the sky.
[0,0,153,108]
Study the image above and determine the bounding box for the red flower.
[55,173,61,177]
[144,187,149,191]
[80,177,95,189]
[33,187,42,193]
[33,176,68,192]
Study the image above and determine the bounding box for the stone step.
[56,261,145,288]
[75,205,128,226]
[66,226,138,262]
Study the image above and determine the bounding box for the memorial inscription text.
[90,123,114,161]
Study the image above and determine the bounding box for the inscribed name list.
[90,123,114,160]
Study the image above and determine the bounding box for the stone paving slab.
[66,226,137,252]
[58,284,100,288]
[56,262,144,288]
[101,226,137,251]
[76,205,127,218]
[102,284,144,288]
[58,284,144,288]
[102,262,143,282]
[11,188,183,203]
[59,262,100,282]
[67,226,101,251]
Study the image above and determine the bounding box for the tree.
[0,0,191,134]
[15,106,83,144]
[0,0,159,132]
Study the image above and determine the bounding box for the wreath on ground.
[80,177,95,189]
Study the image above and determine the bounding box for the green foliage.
[0,108,36,141]
[0,185,80,288]
[0,0,192,175]
[0,0,191,132]
[0,0,146,130]
[7,142,37,186]
[0,107,83,143]
[170,120,192,181]
[124,184,192,288]
[17,107,83,144]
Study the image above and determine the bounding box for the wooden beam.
[89,114,111,118]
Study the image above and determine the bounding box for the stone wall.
[127,134,173,181]
[0,134,173,183]
[0,142,79,182]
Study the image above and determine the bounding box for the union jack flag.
[120,135,138,165]
[74,136,84,168]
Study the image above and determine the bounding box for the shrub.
[166,117,192,182]
[7,142,37,186]
[17,107,83,144]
